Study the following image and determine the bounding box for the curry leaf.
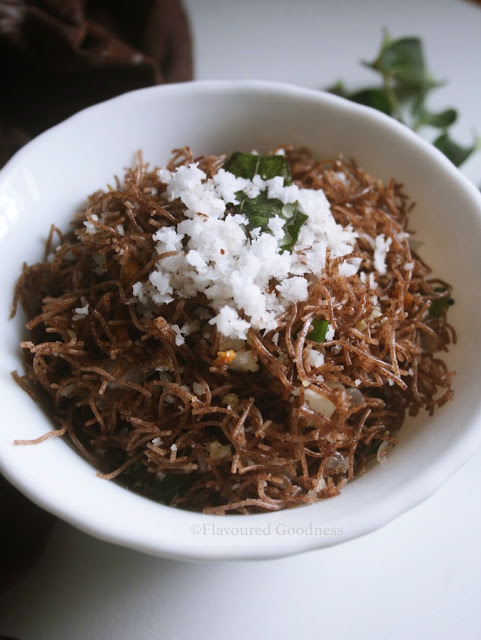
[349,88,393,115]
[307,319,329,342]
[236,190,283,232]
[433,132,480,167]
[236,192,306,253]
[364,35,435,89]
[281,207,308,252]
[325,80,348,98]
[429,287,454,317]
[224,151,292,184]
[411,96,457,129]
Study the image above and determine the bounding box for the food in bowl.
[12,145,455,514]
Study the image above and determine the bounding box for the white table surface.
[2,1,481,638]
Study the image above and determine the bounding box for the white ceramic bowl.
[1,80,481,561]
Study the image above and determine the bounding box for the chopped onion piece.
[304,387,336,418]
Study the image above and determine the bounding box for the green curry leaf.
[429,286,454,318]
[349,88,393,115]
[363,35,436,89]
[433,132,481,167]
[281,207,308,253]
[411,100,457,130]
[224,151,292,184]
[236,191,306,253]
[307,319,329,342]
[236,190,281,232]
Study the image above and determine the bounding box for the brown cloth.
[0,0,192,595]
[0,0,193,166]
[0,475,55,594]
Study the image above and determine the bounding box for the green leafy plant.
[328,32,481,167]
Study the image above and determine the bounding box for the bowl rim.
[2,79,481,561]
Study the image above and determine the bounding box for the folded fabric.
[0,0,193,165]
[0,475,55,593]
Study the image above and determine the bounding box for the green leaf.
[224,151,292,184]
[429,286,454,318]
[411,97,457,129]
[349,88,393,115]
[325,80,348,98]
[236,192,307,253]
[364,36,434,89]
[281,207,308,252]
[237,190,283,232]
[433,132,479,167]
[307,319,329,342]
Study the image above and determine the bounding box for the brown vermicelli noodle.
[11,147,455,514]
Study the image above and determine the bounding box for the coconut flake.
[373,234,392,275]
[133,162,359,340]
